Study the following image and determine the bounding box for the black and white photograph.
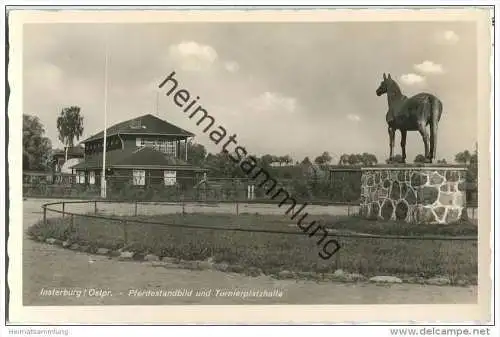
[6,7,493,325]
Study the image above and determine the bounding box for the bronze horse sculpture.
[376,73,443,163]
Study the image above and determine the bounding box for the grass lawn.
[27,213,478,284]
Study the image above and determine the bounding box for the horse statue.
[376,73,443,164]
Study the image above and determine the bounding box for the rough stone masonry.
[359,166,468,224]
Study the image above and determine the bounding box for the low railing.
[40,200,478,243]
[34,200,478,281]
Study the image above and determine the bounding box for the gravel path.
[22,198,477,305]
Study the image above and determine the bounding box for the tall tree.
[180,140,207,166]
[469,144,478,182]
[314,151,332,166]
[347,154,360,165]
[414,154,426,163]
[204,151,246,178]
[57,106,84,162]
[260,154,275,167]
[470,143,478,165]
[360,152,378,166]
[301,156,312,165]
[386,154,403,163]
[282,155,293,166]
[23,114,52,171]
[338,154,350,165]
[338,153,377,166]
[455,150,472,165]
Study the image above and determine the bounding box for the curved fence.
[40,200,477,242]
[33,200,478,280]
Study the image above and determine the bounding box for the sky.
[23,21,478,163]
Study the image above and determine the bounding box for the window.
[158,141,167,153]
[77,171,85,184]
[164,170,177,186]
[165,141,177,157]
[89,171,96,185]
[138,137,177,157]
[133,169,146,186]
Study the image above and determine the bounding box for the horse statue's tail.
[429,96,443,162]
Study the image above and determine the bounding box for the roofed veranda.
[71,113,208,188]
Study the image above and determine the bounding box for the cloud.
[168,41,218,71]
[347,114,361,122]
[400,73,426,86]
[435,30,460,45]
[26,62,64,91]
[24,62,98,103]
[224,61,240,73]
[414,60,444,74]
[251,92,298,113]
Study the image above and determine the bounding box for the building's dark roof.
[82,114,194,143]
[71,147,208,171]
[52,146,85,158]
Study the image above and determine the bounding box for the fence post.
[347,204,350,216]
[335,241,341,269]
[43,206,47,225]
[134,200,138,217]
[182,199,186,215]
[94,200,97,214]
[62,202,65,219]
[236,201,239,216]
[123,221,128,245]
[70,214,75,231]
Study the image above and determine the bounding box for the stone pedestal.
[359,165,467,224]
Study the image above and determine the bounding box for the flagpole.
[155,91,160,116]
[101,37,109,199]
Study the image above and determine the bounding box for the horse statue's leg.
[429,122,438,163]
[429,97,442,163]
[417,121,430,161]
[400,130,407,163]
[388,127,395,162]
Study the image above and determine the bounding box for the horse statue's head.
[376,73,394,97]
